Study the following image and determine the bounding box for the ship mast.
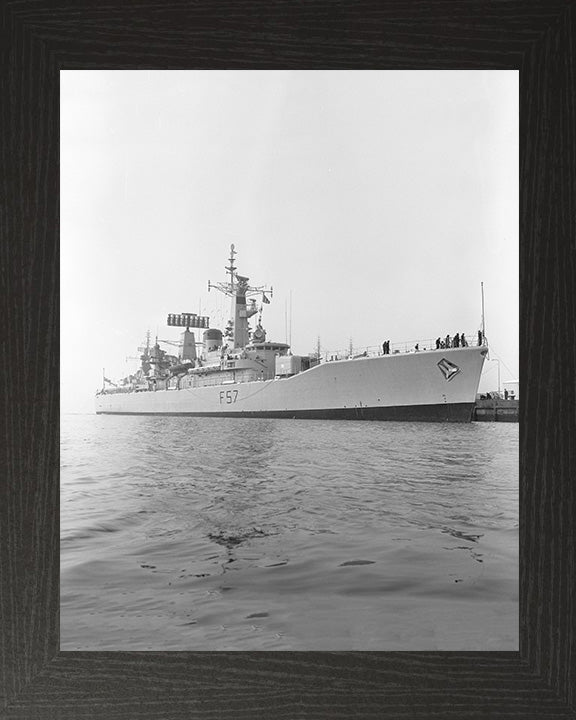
[208,244,273,349]
[226,243,236,291]
[481,281,486,344]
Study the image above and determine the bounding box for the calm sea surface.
[61,414,518,651]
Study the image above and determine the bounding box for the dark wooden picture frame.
[2,1,575,717]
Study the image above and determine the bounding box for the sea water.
[60,414,518,650]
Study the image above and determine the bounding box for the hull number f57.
[220,389,239,404]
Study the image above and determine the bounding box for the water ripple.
[61,415,518,651]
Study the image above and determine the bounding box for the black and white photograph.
[60,70,518,651]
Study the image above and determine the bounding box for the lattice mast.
[208,244,273,349]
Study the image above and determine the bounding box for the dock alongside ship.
[473,397,519,423]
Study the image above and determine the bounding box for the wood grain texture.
[1,0,574,717]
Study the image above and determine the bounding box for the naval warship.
[95,245,487,421]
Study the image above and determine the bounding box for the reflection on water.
[61,416,518,650]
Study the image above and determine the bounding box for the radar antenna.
[208,243,273,301]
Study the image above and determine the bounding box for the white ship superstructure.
[96,246,487,422]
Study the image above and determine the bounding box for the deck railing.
[320,331,484,363]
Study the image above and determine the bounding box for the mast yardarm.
[208,244,273,349]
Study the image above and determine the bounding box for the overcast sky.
[61,70,518,413]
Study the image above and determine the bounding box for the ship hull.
[97,403,474,422]
[96,346,486,422]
